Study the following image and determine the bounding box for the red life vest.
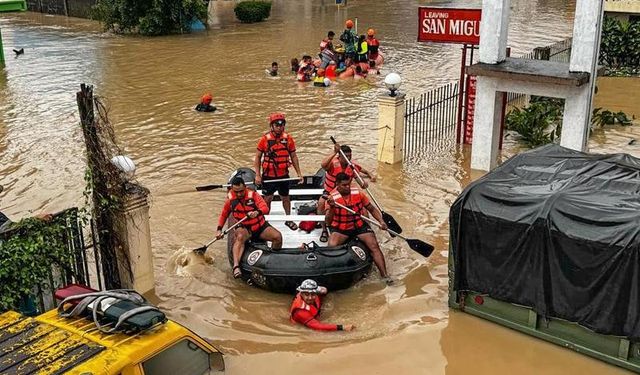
[290,293,321,323]
[330,188,366,231]
[228,189,265,232]
[261,131,292,178]
[320,38,332,51]
[367,37,380,57]
[324,157,359,192]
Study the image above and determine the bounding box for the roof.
[0,309,208,375]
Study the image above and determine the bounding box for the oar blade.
[406,239,434,257]
[382,211,402,235]
[195,184,223,191]
[193,245,207,255]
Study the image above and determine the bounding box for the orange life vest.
[330,188,366,231]
[290,293,321,323]
[261,131,292,178]
[228,189,265,232]
[324,157,359,192]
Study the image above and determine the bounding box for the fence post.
[377,93,406,164]
[114,184,156,295]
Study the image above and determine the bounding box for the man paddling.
[290,279,355,332]
[326,173,390,281]
[254,112,303,231]
[317,143,376,242]
[216,177,282,279]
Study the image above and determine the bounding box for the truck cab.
[0,288,224,374]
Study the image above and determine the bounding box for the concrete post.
[115,183,156,295]
[478,0,511,64]
[471,77,504,171]
[377,93,405,164]
[561,0,604,152]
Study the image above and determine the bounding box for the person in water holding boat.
[290,279,355,332]
[216,177,283,279]
[254,112,304,231]
[326,173,390,280]
[317,143,376,242]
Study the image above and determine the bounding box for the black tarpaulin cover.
[451,144,640,339]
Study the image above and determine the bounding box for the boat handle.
[306,253,318,261]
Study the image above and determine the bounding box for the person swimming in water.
[290,279,355,332]
[267,61,279,76]
[195,93,217,112]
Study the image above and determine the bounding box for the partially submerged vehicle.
[0,285,224,374]
[227,168,373,294]
[449,145,640,372]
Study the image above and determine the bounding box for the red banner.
[418,7,481,45]
[464,75,477,145]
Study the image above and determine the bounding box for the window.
[142,339,211,375]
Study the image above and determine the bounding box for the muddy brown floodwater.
[0,0,637,373]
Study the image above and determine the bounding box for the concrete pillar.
[560,0,604,152]
[470,77,504,171]
[478,0,511,64]
[377,93,405,164]
[115,183,156,294]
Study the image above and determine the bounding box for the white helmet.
[296,279,322,293]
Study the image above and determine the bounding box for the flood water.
[0,0,636,373]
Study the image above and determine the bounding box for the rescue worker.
[216,177,282,279]
[297,55,314,82]
[313,68,330,87]
[320,31,335,52]
[356,34,368,63]
[366,28,380,72]
[339,19,358,60]
[326,173,390,280]
[195,93,217,112]
[317,144,376,242]
[254,113,304,231]
[290,279,355,332]
[325,60,338,80]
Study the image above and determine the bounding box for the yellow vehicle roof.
[0,309,215,375]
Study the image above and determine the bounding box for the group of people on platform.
[289,19,383,86]
[214,112,390,331]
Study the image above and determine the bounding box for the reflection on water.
[1,0,634,373]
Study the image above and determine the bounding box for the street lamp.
[384,72,402,97]
[111,155,136,181]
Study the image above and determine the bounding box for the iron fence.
[403,81,460,157]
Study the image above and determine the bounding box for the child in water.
[195,93,217,112]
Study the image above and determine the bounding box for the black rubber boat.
[225,168,373,293]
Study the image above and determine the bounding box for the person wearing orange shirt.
[254,112,303,231]
[216,177,282,278]
[290,279,355,332]
[326,173,389,280]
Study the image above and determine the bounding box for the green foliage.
[599,16,640,76]
[506,97,564,148]
[234,1,272,23]
[592,108,634,128]
[0,213,75,312]
[506,96,635,148]
[93,0,208,36]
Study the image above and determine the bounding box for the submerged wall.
[26,0,97,19]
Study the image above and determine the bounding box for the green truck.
[449,145,640,372]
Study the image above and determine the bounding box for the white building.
[604,0,640,22]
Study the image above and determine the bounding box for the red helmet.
[269,112,286,124]
[201,93,213,104]
[345,19,354,29]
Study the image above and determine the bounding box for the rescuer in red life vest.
[254,112,304,231]
[290,279,355,332]
[216,177,283,279]
[326,172,390,280]
[317,143,376,242]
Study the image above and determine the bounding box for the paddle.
[196,177,301,192]
[330,136,403,234]
[333,202,434,257]
[193,217,248,255]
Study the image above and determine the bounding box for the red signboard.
[418,7,481,45]
[464,75,477,145]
